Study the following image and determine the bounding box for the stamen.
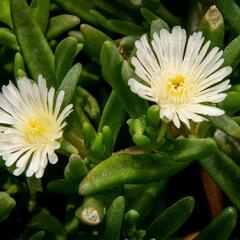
[24,119,45,144]
[167,75,186,97]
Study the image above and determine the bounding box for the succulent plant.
[1,0,240,239]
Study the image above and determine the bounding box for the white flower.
[0,75,73,178]
[128,26,232,128]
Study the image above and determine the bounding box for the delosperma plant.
[1,0,240,239]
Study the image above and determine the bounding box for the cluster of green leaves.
[1,0,240,239]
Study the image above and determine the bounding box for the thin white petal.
[35,167,44,178]
[128,78,155,101]
[185,104,225,116]
[54,90,64,117]
[48,151,58,164]
[172,113,181,128]
[48,87,55,114]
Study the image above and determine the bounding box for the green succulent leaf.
[56,63,82,108]
[76,86,100,120]
[55,36,78,86]
[104,196,125,240]
[141,8,159,23]
[223,34,240,69]
[125,181,167,222]
[146,196,195,240]
[200,151,240,209]
[79,136,217,195]
[75,196,105,226]
[98,91,126,143]
[0,0,12,27]
[28,231,45,240]
[88,0,137,22]
[53,0,97,24]
[209,114,240,141]
[89,9,108,26]
[46,14,80,40]
[0,27,19,51]
[11,0,56,86]
[214,0,240,34]
[106,19,145,36]
[79,153,192,196]
[83,122,97,150]
[80,24,111,61]
[101,41,148,118]
[13,52,25,79]
[64,154,88,183]
[28,209,67,236]
[0,192,16,222]
[150,18,170,38]
[164,137,217,162]
[195,207,237,240]
[47,179,78,194]
[199,5,224,49]
[30,0,50,33]
[220,90,240,113]
[78,69,99,87]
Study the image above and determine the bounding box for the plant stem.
[64,132,86,157]
[156,121,169,144]
[200,166,224,218]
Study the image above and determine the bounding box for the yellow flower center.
[24,119,46,144]
[167,75,186,97]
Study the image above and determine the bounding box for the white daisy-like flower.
[0,75,73,178]
[128,26,232,128]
